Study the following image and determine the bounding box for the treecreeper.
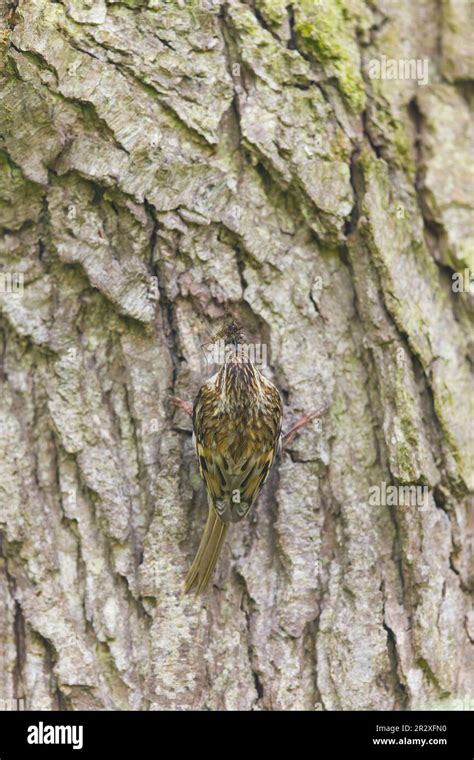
[185,319,283,595]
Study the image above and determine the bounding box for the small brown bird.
[184,319,283,595]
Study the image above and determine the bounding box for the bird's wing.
[195,436,280,522]
[227,444,279,520]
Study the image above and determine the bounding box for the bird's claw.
[282,405,327,447]
[170,396,193,418]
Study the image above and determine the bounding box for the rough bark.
[0,0,472,711]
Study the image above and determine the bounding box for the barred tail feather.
[183,501,228,596]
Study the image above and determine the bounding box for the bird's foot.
[170,396,193,418]
[282,405,327,447]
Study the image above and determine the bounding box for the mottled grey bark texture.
[0,0,472,711]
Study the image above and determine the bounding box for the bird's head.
[211,318,261,410]
[213,317,245,348]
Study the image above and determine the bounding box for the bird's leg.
[170,396,193,418]
[282,406,327,448]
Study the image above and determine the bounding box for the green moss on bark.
[293,0,366,112]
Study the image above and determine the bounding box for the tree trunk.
[0,0,472,711]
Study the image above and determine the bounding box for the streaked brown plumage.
[184,320,283,595]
